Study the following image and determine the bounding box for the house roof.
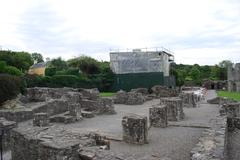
[30,62,50,69]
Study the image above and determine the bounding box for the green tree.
[49,57,67,71]
[0,50,33,72]
[190,67,200,80]
[68,56,100,74]
[210,65,221,80]
[31,53,44,63]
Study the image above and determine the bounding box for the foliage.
[31,53,44,63]
[45,67,56,76]
[170,60,231,86]
[49,57,68,71]
[0,60,23,76]
[50,75,80,87]
[55,68,80,76]
[0,50,33,72]
[68,56,100,74]
[0,74,24,105]
[0,61,6,72]
[3,66,23,76]
[217,91,240,101]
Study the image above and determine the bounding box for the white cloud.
[0,0,240,64]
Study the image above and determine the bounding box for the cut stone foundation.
[122,113,148,144]
[149,105,168,128]
[33,113,49,127]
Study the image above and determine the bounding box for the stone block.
[97,98,116,114]
[227,117,240,132]
[223,103,240,118]
[68,103,82,120]
[130,88,149,95]
[126,92,145,105]
[114,90,128,104]
[160,97,184,121]
[151,85,177,97]
[33,113,49,127]
[122,113,148,144]
[179,92,197,108]
[81,110,95,118]
[149,105,168,128]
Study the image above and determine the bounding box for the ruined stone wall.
[228,63,240,92]
[222,102,240,160]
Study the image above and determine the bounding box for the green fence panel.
[111,72,165,92]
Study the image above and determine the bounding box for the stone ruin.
[122,113,148,144]
[150,85,178,97]
[192,97,240,160]
[10,126,114,160]
[149,105,168,128]
[114,85,178,105]
[160,97,184,121]
[179,92,197,108]
[114,90,145,105]
[33,113,49,127]
[0,86,213,160]
[0,87,116,123]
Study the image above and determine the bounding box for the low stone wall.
[191,116,226,160]
[160,97,184,121]
[150,85,178,97]
[192,98,240,160]
[10,126,111,160]
[114,90,145,105]
[0,110,33,122]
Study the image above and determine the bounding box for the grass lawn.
[100,92,116,97]
[217,91,240,101]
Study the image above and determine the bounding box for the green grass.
[217,91,240,101]
[100,92,116,97]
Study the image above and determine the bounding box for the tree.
[219,60,232,68]
[0,50,33,72]
[68,56,100,75]
[49,57,67,71]
[31,53,44,63]
[190,67,200,80]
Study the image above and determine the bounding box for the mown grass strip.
[217,91,240,101]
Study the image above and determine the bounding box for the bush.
[45,67,56,76]
[0,74,24,105]
[50,75,79,87]
[0,61,6,72]
[3,66,23,76]
[55,68,80,76]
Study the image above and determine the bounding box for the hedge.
[0,74,25,105]
[45,67,56,76]
[3,66,23,76]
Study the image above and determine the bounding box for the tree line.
[170,60,232,86]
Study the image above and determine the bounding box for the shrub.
[3,66,23,76]
[0,61,6,72]
[50,75,79,87]
[45,67,56,76]
[55,68,80,76]
[0,74,24,105]
[24,74,43,87]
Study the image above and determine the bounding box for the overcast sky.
[0,0,240,65]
